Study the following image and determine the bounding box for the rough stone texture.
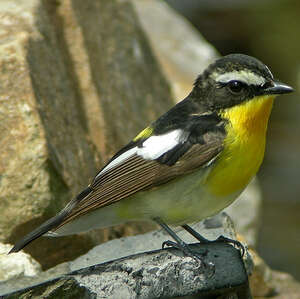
[0,0,52,241]
[50,0,174,160]
[2,243,251,299]
[0,262,69,297]
[2,227,300,298]
[69,0,173,154]
[0,0,98,265]
[0,243,41,282]
[0,214,253,297]
[0,0,173,267]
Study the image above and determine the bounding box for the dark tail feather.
[8,186,93,254]
[8,210,69,254]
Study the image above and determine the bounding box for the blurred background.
[166,0,300,280]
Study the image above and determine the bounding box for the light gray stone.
[0,243,41,282]
[0,262,70,297]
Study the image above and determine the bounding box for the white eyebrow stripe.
[213,70,266,86]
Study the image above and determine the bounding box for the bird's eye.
[227,80,245,95]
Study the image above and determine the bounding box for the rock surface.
[0,243,41,282]
[0,0,98,265]
[0,0,173,268]
[1,214,252,298]
[2,219,300,298]
[6,245,250,299]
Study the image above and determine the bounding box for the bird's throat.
[206,95,275,197]
[220,95,275,137]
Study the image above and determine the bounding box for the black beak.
[264,80,294,95]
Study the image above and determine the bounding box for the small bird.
[10,54,293,257]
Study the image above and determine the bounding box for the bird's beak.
[264,80,294,95]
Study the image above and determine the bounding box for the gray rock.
[0,262,69,297]
[0,243,41,282]
[70,213,246,272]
[0,213,253,298]
[3,241,251,298]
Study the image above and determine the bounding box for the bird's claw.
[216,235,245,257]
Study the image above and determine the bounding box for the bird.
[9,54,293,258]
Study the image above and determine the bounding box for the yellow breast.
[206,95,275,196]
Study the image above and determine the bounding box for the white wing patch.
[137,129,186,160]
[96,129,186,179]
[213,70,266,86]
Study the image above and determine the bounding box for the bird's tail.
[8,209,70,254]
[9,186,93,254]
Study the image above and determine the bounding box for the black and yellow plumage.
[10,54,293,254]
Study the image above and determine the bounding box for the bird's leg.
[181,224,211,242]
[153,217,211,268]
[181,224,245,257]
[154,217,194,257]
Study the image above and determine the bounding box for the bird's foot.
[162,239,215,275]
[214,235,245,257]
[182,224,245,257]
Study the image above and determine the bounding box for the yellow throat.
[207,95,275,196]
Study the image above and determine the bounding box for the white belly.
[50,167,241,236]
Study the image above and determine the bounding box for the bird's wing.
[55,114,226,229]
[9,113,225,253]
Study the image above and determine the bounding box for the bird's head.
[193,54,293,110]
